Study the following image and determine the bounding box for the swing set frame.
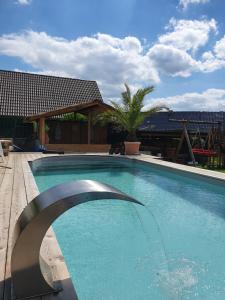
[169,119,222,167]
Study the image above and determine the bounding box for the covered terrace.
[27,100,113,153]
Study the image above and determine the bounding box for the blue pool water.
[33,157,225,300]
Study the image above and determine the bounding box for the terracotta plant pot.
[124,141,141,155]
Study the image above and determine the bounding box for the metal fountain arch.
[11,180,143,300]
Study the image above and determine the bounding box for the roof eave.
[26,100,113,121]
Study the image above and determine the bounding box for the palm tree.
[97,83,168,142]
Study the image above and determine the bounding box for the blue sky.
[0,0,225,110]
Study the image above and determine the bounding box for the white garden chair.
[0,141,4,163]
[0,141,11,169]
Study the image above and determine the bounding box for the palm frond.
[135,86,154,105]
[95,83,169,140]
[143,104,169,116]
[121,83,131,107]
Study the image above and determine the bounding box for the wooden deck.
[0,153,77,300]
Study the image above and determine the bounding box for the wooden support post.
[174,130,185,162]
[88,113,91,144]
[39,117,45,145]
[183,123,196,165]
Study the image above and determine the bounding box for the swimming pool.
[32,156,225,300]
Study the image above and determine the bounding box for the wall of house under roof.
[0,117,25,138]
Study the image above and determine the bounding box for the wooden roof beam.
[26,101,112,121]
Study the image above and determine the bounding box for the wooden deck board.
[3,154,31,300]
[0,153,76,300]
[0,156,8,187]
[0,155,15,300]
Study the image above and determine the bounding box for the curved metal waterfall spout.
[11,180,143,300]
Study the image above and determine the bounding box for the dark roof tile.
[140,111,225,133]
[0,70,103,117]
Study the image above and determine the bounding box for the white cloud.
[200,50,225,72]
[148,44,198,77]
[147,18,217,77]
[0,19,224,103]
[199,35,225,72]
[144,89,225,111]
[179,0,210,10]
[214,36,225,59]
[16,0,32,5]
[0,31,159,99]
[159,18,217,53]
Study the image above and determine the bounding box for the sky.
[0,0,225,111]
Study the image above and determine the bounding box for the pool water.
[33,158,225,300]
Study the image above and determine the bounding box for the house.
[0,70,111,152]
[140,111,225,133]
[139,111,225,158]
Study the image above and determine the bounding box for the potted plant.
[97,84,168,155]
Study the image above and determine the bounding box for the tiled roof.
[0,70,103,117]
[140,111,225,133]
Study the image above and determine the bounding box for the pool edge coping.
[32,153,225,184]
[24,152,225,299]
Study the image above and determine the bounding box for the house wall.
[0,117,24,138]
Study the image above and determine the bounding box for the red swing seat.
[192,148,217,157]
